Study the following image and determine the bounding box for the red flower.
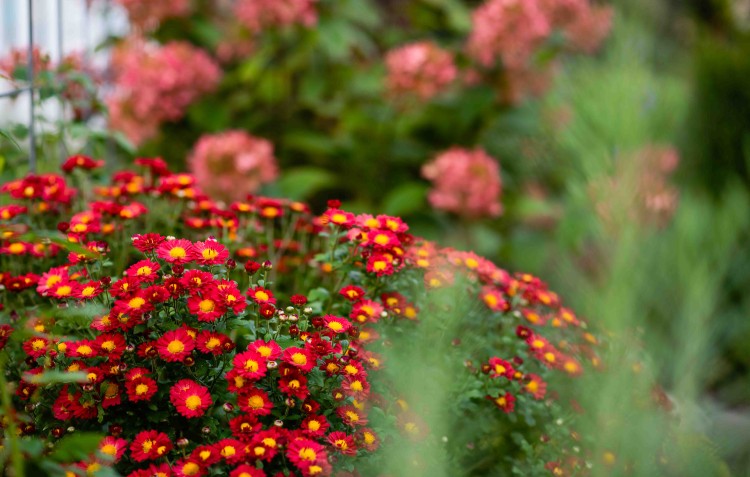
[337,405,368,427]
[488,392,516,413]
[76,280,104,300]
[217,279,247,314]
[95,333,127,360]
[327,431,357,456]
[187,290,227,322]
[349,300,383,324]
[286,438,327,468]
[22,336,49,358]
[62,154,103,173]
[180,270,214,290]
[237,388,273,416]
[194,239,229,265]
[98,436,128,462]
[216,438,245,464]
[282,347,316,372]
[366,253,395,276]
[357,428,380,452]
[170,379,213,418]
[247,286,276,305]
[523,373,547,400]
[126,377,158,402]
[300,415,330,438]
[229,414,261,442]
[67,340,98,359]
[156,238,196,264]
[232,350,268,380]
[487,357,515,379]
[322,315,351,334]
[197,331,233,355]
[341,375,370,399]
[126,260,161,282]
[246,429,281,462]
[247,339,281,360]
[129,430,173,462]
[279,373,309,400]
[321,208,355,228]
[230,464,266,477]
[156,328,195,362]
[339,285,366,302]
[290,294,307,306]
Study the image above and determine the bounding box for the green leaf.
[187,99,231,132]
[277,167,336,200]
[25,370,88,385]
[382,183,428,216]
[49,432,103,462]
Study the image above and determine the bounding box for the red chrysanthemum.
[247,339,281,361]
[282,347,316,372]
[156,328,195,362]
[126,376,158,402]
[237,388,273,416]
[524,373,547,400]
[194,239,229,265]
[196,330,233,355]
[357,428,380,452]
[217,279,247,314]
[216,438,245,464]
[279,373,310,400]
[229,414,261,442]
[246,429,281,462]
[488,391,516,413]
[327,431,357,456]
[232,350,268,380]
[349,300,383,324]
[156,238,195,264]
[22,336,49,358]
[322,315,351,334]
[341,375,370,399]
[337,405,368,427]
[98,436,128,462]
[247,286,276,305]
[126,259,161,282]
[129,430,173,462]
[173,458,205,477]
[286,438,326,468]
[488,357,515,379]
[300,414,330,438]
[339,285,366,302]
[170,379,213,418]
[187,289,227,322]
[229,464,266,477]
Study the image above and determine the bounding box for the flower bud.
[201,427,211,435]
[245,261,261,274]
[289,324,299,336]
[109,425,122,436]
[57,222,70,232]
[262,260,273,270]
[51,427,65,438]
[223,403,235,412]
[311,317,324,328]
[274,419,284,427]
[226,259,236,270]
[177,438,189,447]
[267,360,278,369]
[184,356,195,367]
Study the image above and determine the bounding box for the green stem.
[0,351,24,477]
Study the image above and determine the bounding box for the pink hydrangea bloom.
[385,41,457,100]
[188,130,279,203]
[107,39,221,145]
[539,0,613,53]
[115,0,191,30]
[234,0,318,31]
[422,148,503,218]
[467,0,551,69]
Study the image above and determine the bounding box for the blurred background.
[2,0,750,475]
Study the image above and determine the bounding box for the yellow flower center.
[221,446,236,457]
[135,384,150,395]
[169,247,186,259]
[248,395,264,409]
[350,380,363,391]
[136,266,152,276]
[8,243,25,254]
[100,444,117,456]
[345,411,359,422]
[335,439,348,450]
[198,299,215,313]
[373,234,390,246]
[206,338,221,349]
[254,291,269,301]
[327,321,343,332]
[185,395,202,410]
[101,340,116,352]
[299,448,317,461]
[201,248,218,260]
[262,437,276,447]
[307,420,321,431]
[31,339,46,351]
[142,440,154,452]
[291,353,307,365]
[167,340,185,354]
[244,360,259,372]
[45,275,62,288]
[81,286,96,296]
[77,345,93,356]
[257,345,271,357]
[55,285,72,296]
[364,431,375,444]
[288,379,300,389]
[128,297,146,309]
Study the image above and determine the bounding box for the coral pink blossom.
[385,41,457,100]
[107,39,221,145]
[234,0,318,31]
[115,0,191,30]
[539,0,614,53]
[188,130,278,203]
[422,148,502,218]
[467,0,550,69]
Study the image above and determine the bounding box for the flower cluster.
[466,0,613,102]
[421,147,503,218]
[188,130,279,203]
[0,158,602,475]
[108,39,222,145]
[384,41,458,100]
[114,0,191,30]
[234,0,318,32]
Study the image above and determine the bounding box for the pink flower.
[422,147,502,218]
[234,0,318,31]
[107,39,221,145]
[538,0,613,53]
[188,130,279,203]
[467,0,550,69]
[385,41,457,100]
[115,0,191,30]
